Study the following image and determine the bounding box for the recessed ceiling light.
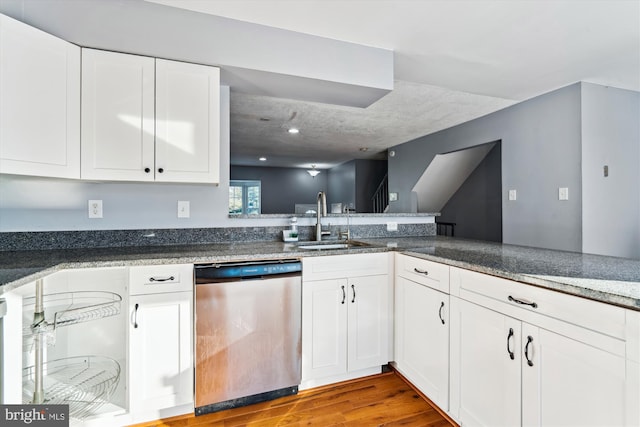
[259,157,267,161]
[288,128,300,134]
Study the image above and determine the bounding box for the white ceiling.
[148,0,640,168]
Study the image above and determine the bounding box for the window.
[229,180,261,214]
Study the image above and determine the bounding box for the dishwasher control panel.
[195,259,302,282]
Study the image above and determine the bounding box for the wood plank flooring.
[132,371,454,427]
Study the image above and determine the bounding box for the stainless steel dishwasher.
[194,259,302,415]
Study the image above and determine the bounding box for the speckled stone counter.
[2,237,639,311]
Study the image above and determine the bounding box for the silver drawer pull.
[508,295,538,308]
[149,276,175,282]
[414,268,429,275]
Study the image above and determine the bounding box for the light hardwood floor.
[132,371,455,427]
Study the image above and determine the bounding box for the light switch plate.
[559,187,569,201]
[508,190,517,201]
[389,192,398,202]
[178,201,190,218]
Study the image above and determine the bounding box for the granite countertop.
[1,237,639,311]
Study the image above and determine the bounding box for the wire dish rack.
[23,356,121,420]
[22,281,124,419]
[23,291,122,338]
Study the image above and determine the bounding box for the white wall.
[581,83,640,259]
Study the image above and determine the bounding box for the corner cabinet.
[0,14,80,179]
[301,252,391,389]
[128,264,194,424]
[449,267,640,427]
[81,48,220,184]
[394,254,450,411]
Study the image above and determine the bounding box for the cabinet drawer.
[396,254,449,293]
[129,264,193,295]
[302,253,389,281]
[451,267,626,339]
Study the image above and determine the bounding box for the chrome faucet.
[315,191,330,241]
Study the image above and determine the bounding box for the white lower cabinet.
[449,298,522,426]
[128,264,194,424]
[449,267,637,427]
[394,254,451,411]
[301,253,390,388]
[394,276,450,411]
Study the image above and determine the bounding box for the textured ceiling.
[149,0,640,168]
[231,80,514,168]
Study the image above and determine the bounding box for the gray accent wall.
[230,166,328,214]
[355,159,388,213]
[326,159,388,212]
[581,83,640,259]
[389,83,584,252]
[439,143,502,242]
[390,82,640,258]
[328,161,356,210]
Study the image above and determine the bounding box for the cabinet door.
[395,277,449,410]
[155,59,220,183]
[81,49,155,181]
[348,275,388,372]
[302,278,348,380]
[0,15,80,179]
[129,292,193,416]
[450,297,521,427]
[522,324,629,427]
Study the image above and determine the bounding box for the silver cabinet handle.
[414,268,429,275]
[149,276,175,282]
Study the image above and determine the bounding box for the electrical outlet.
[88,200,103,218]
[178,201,190,218]
[508,189,517,201]
[559,187,569,201]
[387,222,398,232]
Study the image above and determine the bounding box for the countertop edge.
[2,242,639,311]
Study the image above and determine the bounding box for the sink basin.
[296,240,370,250]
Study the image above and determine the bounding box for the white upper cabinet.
[155,59,220,183]
[81,49,155,181]
[81,49,220,183]
[0,14,80,179]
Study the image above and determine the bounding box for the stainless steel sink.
[296,240,370,250]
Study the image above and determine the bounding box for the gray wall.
[326,159,388,212]
[439,143,502,242]
[581,83,640,258]
[230,166,328,214]
[355,159,388,213]
[328,161,356,210]
[390,83,583,252]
